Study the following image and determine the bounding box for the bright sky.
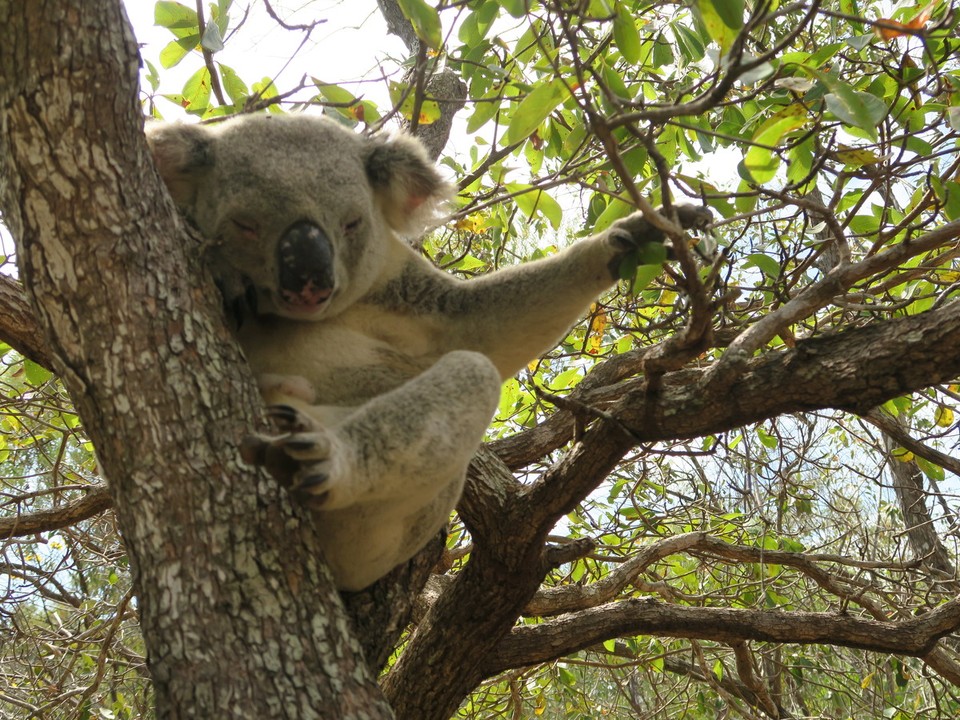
[122,0,409,118]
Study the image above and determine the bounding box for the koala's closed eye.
[344,218,362,233]
[231,219,259,241]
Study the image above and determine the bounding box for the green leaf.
[506,184,563,229]
[613,4,642,64]
[248,77,280,113]
[388,81,442,125]
[735,178,757,214]
[696,0,740,51]
[746,253,781,280]
[498,0,526,18]
[593,196,634,233]
[601,61,631,100]
[458,0,498,45]
[811,70,887,140]
[673,22,706,62]
[154,1,198,30]
[181,66,212,115]
[504,79,568,145]
[619,243,667,293]
[824,92,886,139]
[757,426,778,449]
[712,0,745,30]
[219,64,249,104]
[23,359,52,387]
[159,36,199,69]
[313,79,358,107]
[916,456,945,483]
[397,0,443,50]
[466,96,500,133]
[743,104,810,184]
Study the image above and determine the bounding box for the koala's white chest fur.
[238,301,444,406]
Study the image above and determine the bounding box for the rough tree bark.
[0,2,391,718]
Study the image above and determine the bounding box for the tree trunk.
[0,2,392,717]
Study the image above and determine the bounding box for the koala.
[146,114,710,590]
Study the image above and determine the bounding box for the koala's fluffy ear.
[144,122,214,211]
[364,134,452,236]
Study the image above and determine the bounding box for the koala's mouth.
[276,220,336,314]
[278,281,333,312]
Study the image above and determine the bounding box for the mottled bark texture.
[0,2,392,718]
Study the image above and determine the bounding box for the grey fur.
[146,113,709,590]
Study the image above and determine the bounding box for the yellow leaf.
[586,308,607,355]
[893,447,915,463]
[861,671,874,689]
[453,214,485,232]
[935,406,954,427]
[535,692,546,715]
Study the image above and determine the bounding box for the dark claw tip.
[295,473,329,493]
[282,437,317,452]
[266,404,300,422]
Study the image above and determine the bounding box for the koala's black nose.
[277,221,335,310]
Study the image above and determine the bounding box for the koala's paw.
[608,204,713,251]
[240,405,347,508]
[606,204,713,280]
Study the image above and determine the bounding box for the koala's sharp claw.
[283,436,318,452]
[294,474,330,501]
[300,473,329,489]
[267,404,300,423]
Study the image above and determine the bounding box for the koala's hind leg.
[243,350,502,510]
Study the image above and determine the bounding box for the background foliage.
[2,0,959,717]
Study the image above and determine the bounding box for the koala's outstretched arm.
[442,205,712,379]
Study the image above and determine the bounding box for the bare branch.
[0,486,112,539]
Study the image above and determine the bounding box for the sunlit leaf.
[388,81,442,125]
[180,66,212,115]
[159,36,199,69]
[219,64,248,105]
[934,406,954,427]
[743,103,810,184]
[154,0,197,30]
[916,456,945,482]
[397,0,443,49]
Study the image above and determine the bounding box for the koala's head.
[146,114,449,321]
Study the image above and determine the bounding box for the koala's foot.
[241,404,348,508]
